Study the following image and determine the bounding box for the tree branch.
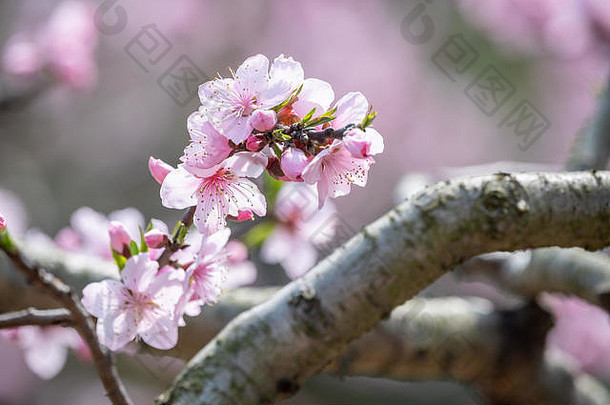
[0,237,133,405]
[331,297,610,405]
[458,248,610,311]
[156,171,610,405]
[0,307,72,328]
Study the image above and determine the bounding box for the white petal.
[221,116,253,144]
[227,178,267,217]
[235,54,270,95]
[332,92,369,128]
[225,261,257,290]
[201,228,231,259]
[366,128,384,155]
[160,166,201,210]
[260,55,304,108]
[139,311,179,350]
[81,280,126,318]
[24,338,68,379]
[121,253,159,293]
[224,152,268,178]
[292,78,335,117]
[97,311,138,351]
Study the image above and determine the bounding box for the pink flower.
[261,183,336,279]
[248,109,277,132]
[182,111,233,170]
[280,147,309,181]
[301,141,373,208]
[108,221,132,254]
[144,229,168,249]
[184,229,230,304]
[0,188,28,237]
[1,35,42,77]
[57,207,144,259]
[81,253,184,351]
[42,1,99,89]
[237,210,254,221]
[55,228,81,251]
[224,240,257,289]
[161,153,267,235]
[543,294,610,380]
[148,157,173,185]
[245,135,266,152]
[343,127,385,159]
[0,212,5,230]
[145,219,170,260]
[1,326,85,380]
[198,54,303,143]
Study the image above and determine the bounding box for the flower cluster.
[153,54,384,236]
[78,208,255,351]
[82,54,383,352]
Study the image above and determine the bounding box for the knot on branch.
[289,285,334,338]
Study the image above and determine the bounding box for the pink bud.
[246,135,266,152]
[343,129,371,158]
[343,128,384,159]
[148,157,173,185]
[144,229,169,249]
[108,221,132,253]
[226,240,248,263]
[248,110,277,132]
[237,210,254,221]
[280,147,308,181]
[0,212,6,230]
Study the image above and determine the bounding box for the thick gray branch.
[458,248,610,311]
[334,297,610,405]
[156,171,610,405]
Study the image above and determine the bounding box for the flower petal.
[224,152,268,178]
[332,92,369,128]
[121,253,159,293]
[260,54,304,108]
[81,280,125,318]
[160,166,201,210]
[292,78,335,117]
[97,310,138,351]
[139,310,179,350]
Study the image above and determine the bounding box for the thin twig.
[0,241,133,405]
[0,307,72,328]
[156,206,196,268]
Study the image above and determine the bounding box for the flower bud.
[277,106,300,126]
[343,128,384,159]
[245,135,266,152]
[343,129,371,158]
[0,212,6,231]
[144,229,169,249]
[148,157,173,185]
[248,110,277,132]
[266,156,288,181]
[237,210,254,221]
[108,221,132,254]
[280,147,308,181]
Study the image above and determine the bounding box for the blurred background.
[0,0,609,404]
